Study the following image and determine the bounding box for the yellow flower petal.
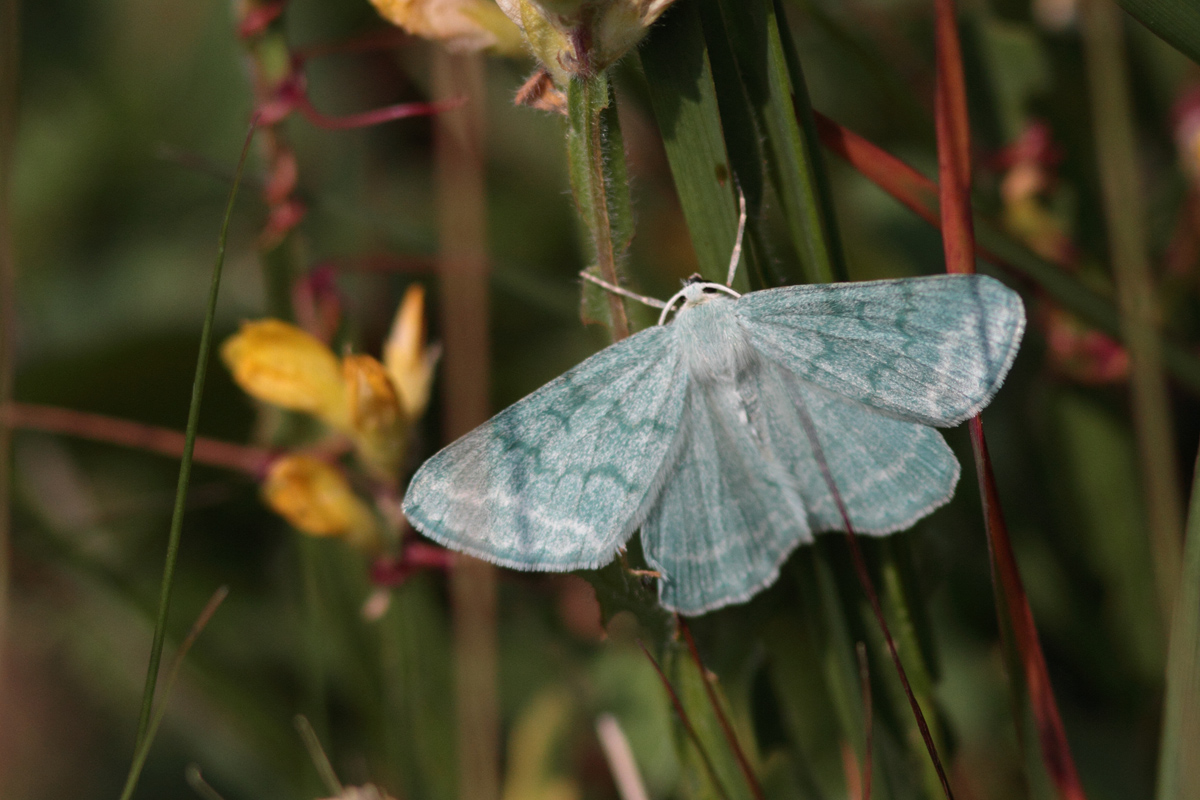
[384,284,441,423]
[221,320,349,430]
[262,455,379,550]
[370,0,525,54]
[344,354,408,480]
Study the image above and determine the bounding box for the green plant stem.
[0,0,18,669]
[568,74,631,341]
[1082,0,1183,625]
[1157,446,1200,800]
[120,121,255,797]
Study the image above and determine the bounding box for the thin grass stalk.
[120,587,229,800]
[1156,446,1200,800]
[0,0,19,669]
[679,619,765,800]
[638,640,734,800]
[1081,0,1183,624]
[433,49,499,800]
[122,121,256,777]
[931,3,1089,797]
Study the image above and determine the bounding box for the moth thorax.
[676,300,754,382]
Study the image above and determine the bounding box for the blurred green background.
[3,1,1200,799]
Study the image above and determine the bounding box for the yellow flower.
[384,284,441,423]
[370,0,525,55]
[496,0,679,83]
[344,354,407,480]
[262,455,380,550]
[221,320,349,431]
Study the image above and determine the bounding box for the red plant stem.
[0,402,273,477]
[294,94,464,131]
[934,0,975,278]
[969,420,1087,799]
[679,619,765,800]
[637,640,733,800]
[931,1,1088,799]
[857,642,874,800]
[813,113,941,228]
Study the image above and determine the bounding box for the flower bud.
[384,284,441,423]
[262,455,380,550]
[221,320,349,431]
[496,0,679,82]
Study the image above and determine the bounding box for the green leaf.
[707,0,843,285]
[639,2,746,287]
[1113,0,1200,65]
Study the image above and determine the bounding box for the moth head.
[657,275,742,325]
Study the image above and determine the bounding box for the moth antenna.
[580,270,668,309]
[725,188,748,288]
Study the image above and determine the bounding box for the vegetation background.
[1,1,1199,800]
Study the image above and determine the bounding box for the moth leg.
[725,187,748,288]
[579,270,668,309]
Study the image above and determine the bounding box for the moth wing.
[640,376,811,615]
[403,325,686,571]
[743,358,961,534]
[736,274,1025,426]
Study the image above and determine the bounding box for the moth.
[403,242,1025,615]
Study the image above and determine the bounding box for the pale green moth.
[403,234,1025,615]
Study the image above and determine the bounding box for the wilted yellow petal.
[262,455,379,550]
[221,320,349,430]
[370,0,525,54]
[344,354,408,480]
[384,285,441,423]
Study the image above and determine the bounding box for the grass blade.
[120,587,231,800]
[639,1,746,286]
[709,0,840,285]
[1082,0,1184,626]
[121,119,256,796]
[1157,448,1200,800]
[1112,0,1200,64]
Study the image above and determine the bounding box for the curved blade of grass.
[933,3,1089,798]
[1157,448,1200,800]
[639,640,736,800]
[708,0,840,285]
[638,1,747,287]
[120,587,230,800]
[1112,0,1200,64]
[812,112,1200,396]
[1082,0,1184,627]
[680,620,765,800]
[120,119,256,799]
